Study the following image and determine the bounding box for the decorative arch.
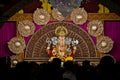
[25,22,99,62]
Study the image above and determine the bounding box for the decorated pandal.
[7,4,114,66]
[46,26,79,61]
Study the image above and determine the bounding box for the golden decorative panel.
[8,13,120,21]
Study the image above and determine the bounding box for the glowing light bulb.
[76,15,82,19]
[24,25,30,30]
[13,60,18,64]
[92,26,97,30]
[15,42,21,47]
[39,15,45,19]
[101,41,107,47]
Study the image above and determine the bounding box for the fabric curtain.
[0,22,16,58]
[104,21,120,61]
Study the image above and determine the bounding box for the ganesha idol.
[46,26,79,62]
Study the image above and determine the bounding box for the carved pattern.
[25,22,97,60]
[9,14,33,21]
[9,13,120,21]
[88,13,120,21]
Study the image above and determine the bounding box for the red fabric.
[48,49,53,57]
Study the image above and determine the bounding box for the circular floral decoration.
[52,8,65,21]
[70,8,88,25]
[10,55,22,65]
[87,20,103,37]
[18,20,35,37]
[33,8,50,25]
[96,36,114,53]
[8,37,26,54]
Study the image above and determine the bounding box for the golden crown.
[55,26,68,36]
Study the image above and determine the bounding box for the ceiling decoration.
[17,20,35,37]
[8,37,26,54]
[52,8,65,21]
[71,8,88,25]
[96,36,114,53]
[87,20,103,37]
[33,8,50,25]
[49,0,82,18]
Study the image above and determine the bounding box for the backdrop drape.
[104,21,120,61]
[0,22,16,58]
